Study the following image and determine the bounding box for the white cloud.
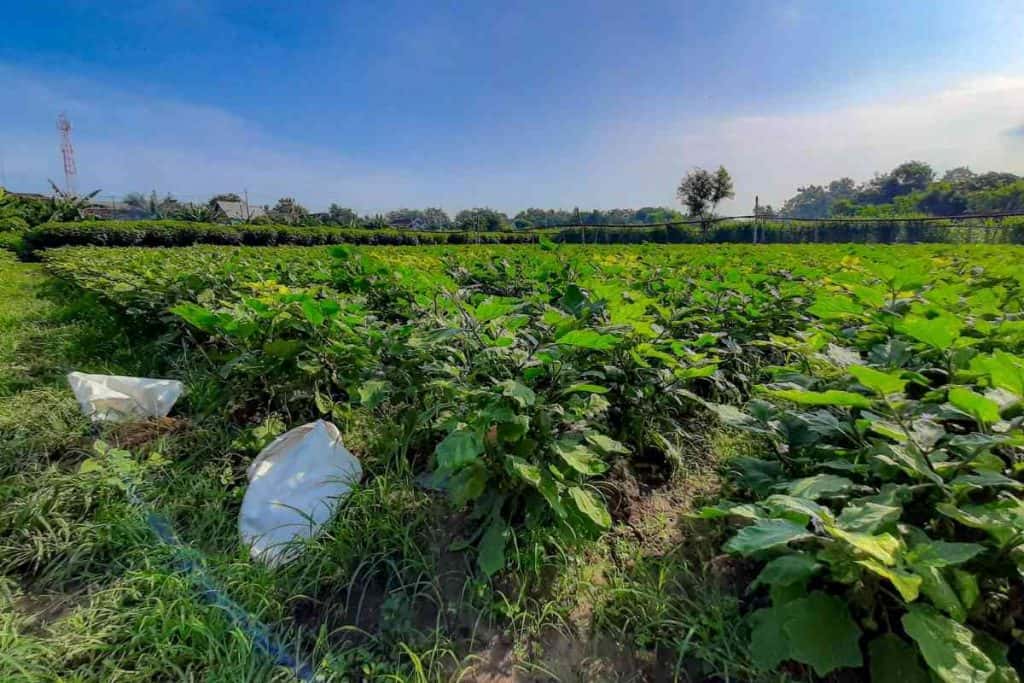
[2,64,1023,215]
[581,75,1024,213]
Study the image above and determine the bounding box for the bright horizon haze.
[2,0,1023,215]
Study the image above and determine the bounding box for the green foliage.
[703,249,1024,679]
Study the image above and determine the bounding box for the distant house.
[388,215,429,230]
[83,202,150,220]
[212,200,267,223]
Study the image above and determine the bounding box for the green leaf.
[568,486,611,528]
[970,351,1024,397]
[837,502,902,534]
[170,302,221,332]
[850,365,908,396]
[584,432,630,455]
[749,606,790,671]
[827,527,902,565]
[902,605,996,683]
[763,388,872,409]
[913,564,965,621]
[724,519,812,556]
[948,387,1001,425]
[781,592,863,676]
[300,299,325,325]
[973,632,1021,683]
[498,380,536,407]
[507,456,542,487]
[435,430,484,471]
[446,464,489,507]
[556,329,621,350]
[906,541,985,568]
[474,297,517,322]
[478,517,508,577]
[554,441,608,476]
[857,558,922,601]
[897,315,962,351]
[807,294,864,320]
[563,383,610,394]
[752,554,820,589]
[78,458,102,474]
[869,634,930,683]
[783,474,855,500]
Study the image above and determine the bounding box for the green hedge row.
[21,220,546,253]
[21,216,1024,253]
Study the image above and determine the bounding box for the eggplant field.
[2,242,1023,682]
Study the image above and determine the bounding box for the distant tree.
[174,203,217,222]
[360,214,389,229]
[122,192,148,211]
[327,204,359,226]
[915,183,969,216]
[830,198,859,217]
[269,197,309,225]
[862,161,935,204]
[46,179,101,222]
[941,167,975,184]
[677,166,735,238]
[454,208,511,232]
[207,193,242,208]
[420,207,452,230]
[754,203,776,218]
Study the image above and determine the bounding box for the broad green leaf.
[906,541,985,568]
[902,605,996,683]
[568,486,611,528]
[435,430,484,471]
[948,386,1001,425]
[498,380,536,407]
[300,299,325,325]
[749,606,790,671]
[584,432,630,455]
[913,563,965,621]
[857,558,922,601]
[78,458,102,474]
[556,329,621,350]
[970,351,1024,397]
[783,474,855,500]
[554,441,608,476]
[850,365,908,396]
[869,634,930,683]
[897,315,962,351]
[446,464,489,507]
[474,297,517,322]
[781,592,863,676]
[752,554,820,589]
[837,502,902,534]
[507,456,542,487]
[478,517,508,577]
[763,388,872,409]
[827,527,902,565]
[936,500,1024,547]
[807,294,864,320]
[724,519,812,556]
[764,494,834,524]
[563,383,610,394]
[973,632,1021,683]
[170,302,221,331]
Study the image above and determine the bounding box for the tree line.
[779,162,1023,219]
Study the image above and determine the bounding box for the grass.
[0,250,759,682]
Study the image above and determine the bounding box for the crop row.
[44,242,1024,680]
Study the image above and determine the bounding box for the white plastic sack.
[239,420,363,566]
[68,372,184,423]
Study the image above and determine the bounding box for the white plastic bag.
[239,420,363,566]
[67,372,184,423]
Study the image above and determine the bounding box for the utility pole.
[753,195,759,244]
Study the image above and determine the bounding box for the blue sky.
[2,0,1023,213]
